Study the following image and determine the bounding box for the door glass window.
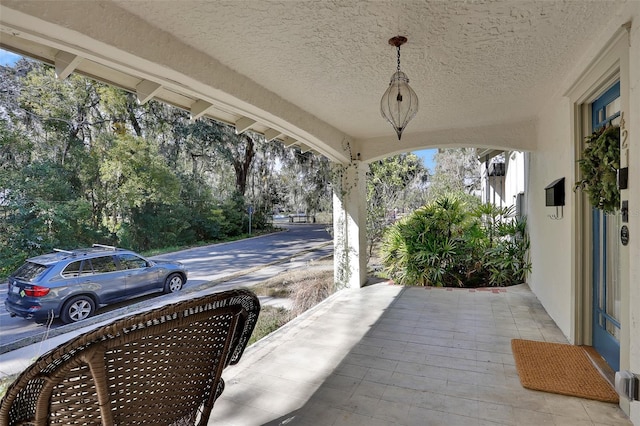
[590,80,621,371]
[605,98,621,120]
[62,261,82,278]
[118,254,147,270]
[90,256,118,274]
[605,213,621,339]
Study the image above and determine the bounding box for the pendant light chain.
[397,45,401,73]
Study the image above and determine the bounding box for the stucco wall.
[527,99,574,339]
[528,8,639,420]
[627,12,640,425]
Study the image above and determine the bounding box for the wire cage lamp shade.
[380,36,418,140]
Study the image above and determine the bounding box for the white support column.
[332,161,368,289]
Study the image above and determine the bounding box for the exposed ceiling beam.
[297,143,311,153]
[136,79,162,104]
[54,51,81,80]
[282,136,298,148]
[263,128,281,142]
[235,117,256,134]
[190,99,213,121]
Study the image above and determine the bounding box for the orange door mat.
[511,339,618,403]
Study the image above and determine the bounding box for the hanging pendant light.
[380,36,418,140]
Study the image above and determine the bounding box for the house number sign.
[621,112,629,167]
[619,113,630,248]
[621,225,629,246]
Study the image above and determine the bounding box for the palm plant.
[380,195,531,287]
[484,216,531,286]
[381,195,474,286]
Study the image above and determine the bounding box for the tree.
[18,64,107,165]
[429,148,481,198]
[0,59,37,128]
[1,160,105,259]
[0,119,32,171]
[97,86,144,137]
[100,134,181,219]
[1,57,338,276]
[367,153,428,257]
[188,120,258,196]
[288,150,332,216]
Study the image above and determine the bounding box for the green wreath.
[574,125,620,213]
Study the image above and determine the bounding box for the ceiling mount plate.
[388,36,407,47]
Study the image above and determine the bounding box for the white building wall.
[626,14,640,425]
[527,7,639,421]
[528,99,574,338]
[480,157,505,208]
[487,175,506,207]
[504,152,526,211]
[480,152,525,213]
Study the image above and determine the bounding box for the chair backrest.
[0,289,260,426]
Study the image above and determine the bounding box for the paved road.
[0,224,332,353]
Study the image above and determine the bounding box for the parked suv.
[5,245,188,324]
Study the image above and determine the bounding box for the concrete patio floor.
[209,283,631,426]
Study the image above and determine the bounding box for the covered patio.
[209,283,630,425]
[1,1,639,423]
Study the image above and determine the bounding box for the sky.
[0,49,21,66]
[0,49,438,171]
[413,149,437,172]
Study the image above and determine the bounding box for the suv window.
[89,256,119,274]
[12,262,49,281]
[118,254,148,269]
[61,260,82,278]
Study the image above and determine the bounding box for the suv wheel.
[164,273,184,293]
[61,296,95,324]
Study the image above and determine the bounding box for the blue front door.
[591,82,621,371]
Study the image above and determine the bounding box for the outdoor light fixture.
[380,36,418,140]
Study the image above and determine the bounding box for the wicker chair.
[0,289,260,426]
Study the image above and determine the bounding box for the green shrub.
[380,195,530,287]
[218,192,247,237]
[484,216,531,286]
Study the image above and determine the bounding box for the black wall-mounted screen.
[545,178,565,207]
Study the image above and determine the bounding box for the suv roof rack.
[92,244,118,250]
[53,248,75,255]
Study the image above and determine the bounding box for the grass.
[141,227,283,257]
[0,376,13,399]
[249,258,334,342]
[288,269,335,317]
[247,306,290,346]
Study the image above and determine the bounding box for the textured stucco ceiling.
[0,0,628,161]
[112,0,619,139]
